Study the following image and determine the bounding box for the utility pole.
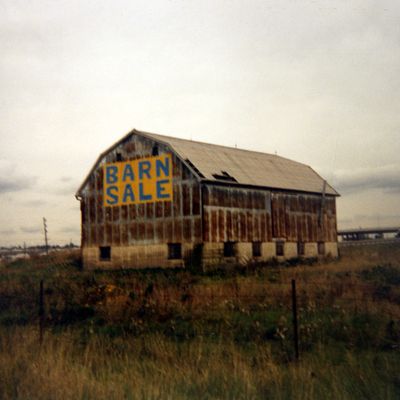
[43,217,49,255]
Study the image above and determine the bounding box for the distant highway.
[339,238,400,247]
[337,226,400,241]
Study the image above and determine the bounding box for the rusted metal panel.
[172,154,181,178]
[112,207,119,223]
[112,224,120,246]
[165,220,173,242]
[182,183,191,216]
[129,204,136,220]
[203,211,210,242]
[239,212,247,242]
[174,220,183,242]
[164,201,172,218]
[260,213,266,241]
[228,210,235,241]
[89,175,95,191]
[96,168,103,191]
[146,203,154,219]
[211,210,218,242]
[121,205,128,221]
[97,225,104,245]
[246,191,253,209]
[219,210,226,242]
[173,185,182,217]
[246,211,253,240]
[105,223,112,243]
[138,222,145,240]
[182,162,192,180]
[90,225,96,246]
[96,195,103,224]
[121,224,128,245]
[253,212,260,241]
[183,219,192,241]
[202,185,275,243]
[137,204,145,218]
[192,185,200,215]
[155,202,163,218]
[193,218,202,241]
[155,220,164,242]
[268,192,337,242]
[129,222,137,242]
[81,199,87,225]
[145,222,154,242]
[89,196,96,224]
[232,211,239,241]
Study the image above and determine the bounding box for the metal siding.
[80,132,337,268]
[202,185,274,244]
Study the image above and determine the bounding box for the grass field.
[0,242,399,399]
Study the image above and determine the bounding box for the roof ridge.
[135,129,306,167]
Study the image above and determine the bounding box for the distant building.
[76,129,339,269]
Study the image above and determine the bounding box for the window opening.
[168,243,182,259]
[99,246,111,261]
[276,241,284,256]
[252,241,262,257]
[297,241,305,256]
[212,171,237,182]
[318,242,325,255]
[224,241,236,257]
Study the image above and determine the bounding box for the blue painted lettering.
[106,165,118,184]
[156,179,170,199]
[138,161,151,179]
[122,184,135,203]
[122,164,135,182]
[139,182,152,201]
[105,186,118,205]
[156,157,170,178]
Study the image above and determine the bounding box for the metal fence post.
[291,279,299,360]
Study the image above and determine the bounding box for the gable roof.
[76,128,339,197]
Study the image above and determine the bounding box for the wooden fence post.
[291,279,299,360]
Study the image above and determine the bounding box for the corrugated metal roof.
[140,131,338,196]
[76,129,339,196]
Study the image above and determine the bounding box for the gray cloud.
[0,181,27,193]
[0,229,16,235]
[339,213,400,229]
[20,199,47,207]
[58,226,79,234]
[20,226,42,234]
[334,164,400,194]
[54,182,80,196]
[0,160,37,194]
[60,176,73,183]
[353,214,400,222]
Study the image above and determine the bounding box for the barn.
[76,129,339,269]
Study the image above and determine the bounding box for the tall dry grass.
[0,243,399,399]
[0,326,399,400]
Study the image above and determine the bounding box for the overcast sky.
[1,0,399,246]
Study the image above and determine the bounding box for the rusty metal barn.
[76,129,339,269]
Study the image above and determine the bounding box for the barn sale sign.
[103,154,173,206]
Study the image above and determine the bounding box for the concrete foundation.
[82,241,339,269]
